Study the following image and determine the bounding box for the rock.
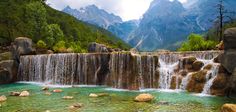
[224,28,236,50]
[134,93,154,102]
[158,101,169,105]
[44,92,52,96]
[47,50,54,54]
[12,37,36,63]
[216,41,224,50]
[211,73,228,96]
[214,53,223,63]
[53,89,63,93]
[19,91,30,97]
[0,60,18,83]
[204,64,213,70]
[69,103,83,110]
[179,56,197,70]
[193,60,204,71]
[0,95,7,102]
[0,68,11,84]
[63,96,74,99]
[0,52,12,61]
[10,91,21,96]
[89,93,98,98]
[221,104,236,112]
[88,42,108,53]
[42,87,49,91]
[186,70,208,93]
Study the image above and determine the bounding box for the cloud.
[47,0,187,21]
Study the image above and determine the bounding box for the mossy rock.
[193,60,204,71]
[0,52,12,61]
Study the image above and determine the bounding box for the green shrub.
[53,41,66,52]
[68,42,82,53]
[178,33,217,51]
[36,40,47,49]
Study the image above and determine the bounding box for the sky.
[47,0,188,21]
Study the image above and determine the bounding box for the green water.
[0,83,235,112]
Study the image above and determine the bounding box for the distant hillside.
[0,0,130,52]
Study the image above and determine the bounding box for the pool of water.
[0,83,235,112]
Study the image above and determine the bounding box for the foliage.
[68,42,83,53]
[36,40,47,49]
[0,0,130,52]
[178,34,217,51]
[53,41,66,52]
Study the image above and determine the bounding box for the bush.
[53,41,66,52]
[178,33,217,51]
[68,42,82,53]
[36,40,47,49]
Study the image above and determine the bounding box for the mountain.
[63,5,122,29]
[107,20,139,41]
[128,0,201,51]
[128,0,236,51]
[0,0,130,51]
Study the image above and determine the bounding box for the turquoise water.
[0,83,235,112]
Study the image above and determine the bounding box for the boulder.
[221,28,236,73]
[19,91,30,97]
[0,52,12,61]
[69,103,83,109]
[44,91,52,96]
[193,60,204,71]
[12,37,36,63]
[88,42,108,53]
[0,68,11,84]
[0,60,18,83]
[204,64,213,70]
[221,104,236,112]
[10,91,21,96]
[134,93,154,102]
[41,87,49,91]
[211,73,228,96]
[0,95,7,102]
[186,70,208,93]
[53,89,63,93]
[179,56,197,70]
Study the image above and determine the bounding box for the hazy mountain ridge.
[63,5,122,29]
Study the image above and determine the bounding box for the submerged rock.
[10,91,20,96]
[44,92,52,96]
[63,96,74,99]
[221,104,236,112]
[134,93,154,102]
[41,87,49,91]
[0,95,7,102]
[53,89,63,93]
[89,93,98,98]
[69,103,83,110]
[19,91,30,97]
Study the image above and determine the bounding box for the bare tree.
[214,0,235,42]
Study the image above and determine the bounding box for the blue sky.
[47,0,188,21]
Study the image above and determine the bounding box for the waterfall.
[17,51,222,94]
[201,63,220,94]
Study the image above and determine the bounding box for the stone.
[214,53,223,63]
[0,52,12,61]
[68,103,83,110]
[53,89,63,93]
[0,68,11,84]
[0,95,7,102]
[63,96,74,99]
[186,70,208,93]
[0,60,18,83]
[221,104,236,112]
[12,37,36,63]
[88,42,108,53]
[134,93,154,102]
[97,93,109,97]
[10,91,21,96]
[193,60,204,71]
[47,50,54,54]
[89,93,98,98]
[224,28,236,50]
[216,41,224,50]
[19,91,30,97]
[204,64,213,70]
[42,87,49,91]
[211,73,228,96]
[158,101,169,105]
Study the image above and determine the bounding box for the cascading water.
[17,51,223,95]
[201,63,220,94]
